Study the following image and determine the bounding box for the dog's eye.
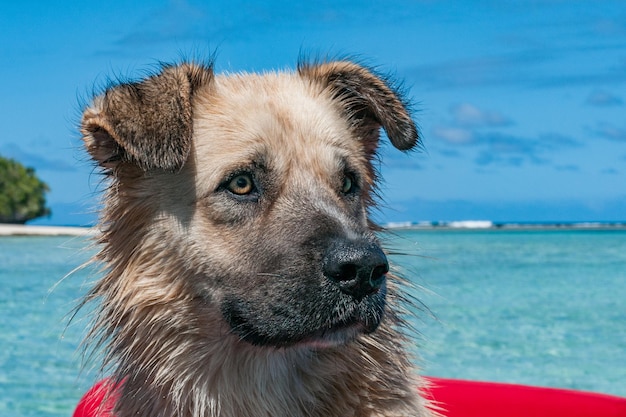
[227,174,255,195]
[341,173,357,194]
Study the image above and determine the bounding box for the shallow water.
[1,229,624,416]
[384,228,626,396]
[0,236,94,417]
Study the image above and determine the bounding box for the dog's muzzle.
[220,237,390,348]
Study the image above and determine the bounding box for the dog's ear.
[298,61,418,151]
[81,63,213,172]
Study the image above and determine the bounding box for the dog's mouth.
[222,284,387,349]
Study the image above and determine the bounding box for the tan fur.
[80,60,434,417]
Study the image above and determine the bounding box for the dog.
[79,59,434,417]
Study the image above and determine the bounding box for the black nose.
[323,239,389,299]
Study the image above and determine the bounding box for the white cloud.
[432,103,512,147]
[0,143,77,172]
[594,123,626,142]
[432,126,474,144]
[585,90,623,106]
[451,103,512,127]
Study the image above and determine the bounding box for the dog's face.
[81,61,418,349]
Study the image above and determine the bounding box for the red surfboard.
[74,377,626,417]
[424,377,626,417]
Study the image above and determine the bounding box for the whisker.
[256,272,284,278]
[385,250,439,261]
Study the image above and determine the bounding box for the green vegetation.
[0,156,51,223]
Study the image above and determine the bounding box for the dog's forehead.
[191,71,365,181]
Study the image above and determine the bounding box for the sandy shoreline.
[0,224,95,236]
[3,222,625,236]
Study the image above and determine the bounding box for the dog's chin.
[296,322,366,349]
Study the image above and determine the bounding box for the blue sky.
[1,0,625,225]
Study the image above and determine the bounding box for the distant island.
[0,156,50,224]
[384,220,626,230]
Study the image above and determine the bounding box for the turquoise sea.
[1,229,625,416]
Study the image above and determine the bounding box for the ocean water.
[1,229,625,417]
[0,236,95,417]
[383,228,626,397]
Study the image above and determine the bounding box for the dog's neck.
[95,285,425,417]
[113,322,377,417]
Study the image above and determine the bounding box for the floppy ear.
[298,61,419,151]
[81,63,213,172]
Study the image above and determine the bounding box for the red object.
[72,380,118,417]
[74,377,626,417]
[424,377,626,417]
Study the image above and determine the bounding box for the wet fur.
[80,60,433,417]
